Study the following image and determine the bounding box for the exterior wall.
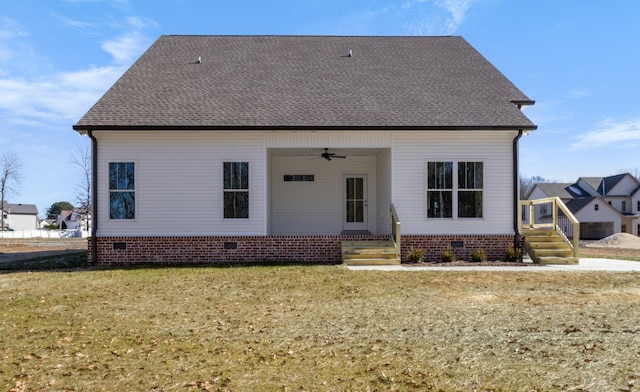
[270,155,377,235]
[94,130,266,236]
[376,148,392,235]
[575,199,621,238]
[608,175,639,196]
[574,199,621,226]
[89,235,388,265]
[603,196,633,213]
[402,234,515,262]
[88,234,514,265]
[6,213,37,231]
[392,131,518,235]
[576,179,600,196]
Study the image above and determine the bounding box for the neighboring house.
[56,210,83,230]
[39,218,57,229]
[73,35,536,265]
[1,202,38,231]
[527,173,640,239]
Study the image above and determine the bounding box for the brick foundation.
[87,234,517,265]
[401,235,515,262]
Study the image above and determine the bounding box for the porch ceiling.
[269,148,384,157]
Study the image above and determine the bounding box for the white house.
[73,35,536,265]
[1,202,38,231]
[527,173,640,239]
[56,210,82,230]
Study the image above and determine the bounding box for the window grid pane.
[109,162,135,219]
[223,162,249,219]
[427,162,453,218]
[457,161,483,218]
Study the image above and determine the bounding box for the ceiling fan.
[318,148,346,161]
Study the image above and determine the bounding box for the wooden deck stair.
[521,229,579,265]
[341,240,400,265]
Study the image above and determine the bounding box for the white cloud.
[0,10,156,131]
[101,17,156,64]
[54,14,95,30]
[102,30,148,63]
[0,16,29,62]
[571,118,640,150]
[402,0,478,35]
[0,65,124,127]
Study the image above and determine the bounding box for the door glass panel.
[346,177,364,223]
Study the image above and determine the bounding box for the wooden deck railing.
[519,197,579,257]
[390,203,401,260]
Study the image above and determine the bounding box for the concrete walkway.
[347,258,640,272]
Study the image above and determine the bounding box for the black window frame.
[108,162,135,220]
[223,162,249,219]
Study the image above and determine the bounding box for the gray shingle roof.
[598,173,627,195]
[74,35,536,131]
[1,202,38,215]
[565,197,596,215]
[534,183,580,199]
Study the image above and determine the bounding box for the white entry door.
[344,175,367,231]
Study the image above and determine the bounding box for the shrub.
[505,245,522,262]
[440,248,455,263]
[406,248,425,264]
[470,248,487,263]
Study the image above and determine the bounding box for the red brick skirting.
[401,235,515,262]
[88,235,516,265]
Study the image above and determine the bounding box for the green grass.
[1,266,639,391]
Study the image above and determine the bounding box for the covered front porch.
[266,147,392,237]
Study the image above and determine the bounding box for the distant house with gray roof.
[73,35,536,265]
[527,173,640,239]
[1,202,38,231]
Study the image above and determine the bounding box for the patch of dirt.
[0,238,87,263]
[584,233,640,249]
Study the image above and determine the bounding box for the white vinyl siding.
[392,131,517,235]
[95,129,520,237]
[3,213,38,231]
[270,155,377,235]
[94,131,265,236]
[376,148,392,235]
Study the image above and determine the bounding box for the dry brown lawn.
[1,265,639,391]
[579,246,640,261]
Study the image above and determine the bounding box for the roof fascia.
[73,124,539,132]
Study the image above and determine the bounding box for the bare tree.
[617,167,640,181]
[71,144,91,231]
[1,152,23,235]
[519,175,550,200]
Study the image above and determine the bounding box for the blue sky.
[1,0,639,217]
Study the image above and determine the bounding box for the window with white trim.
[427,162,453,218]
[109,162,135,219]
[223,162,249,219]
[458,162,483,218]
[427,161,483,219]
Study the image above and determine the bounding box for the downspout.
[88,130,98,265]
[513,130,524,259]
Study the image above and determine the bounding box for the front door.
[344,175,367,231]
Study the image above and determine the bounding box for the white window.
[223,162,249,219]
[109,162,135,219]
[427,161,483,219]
